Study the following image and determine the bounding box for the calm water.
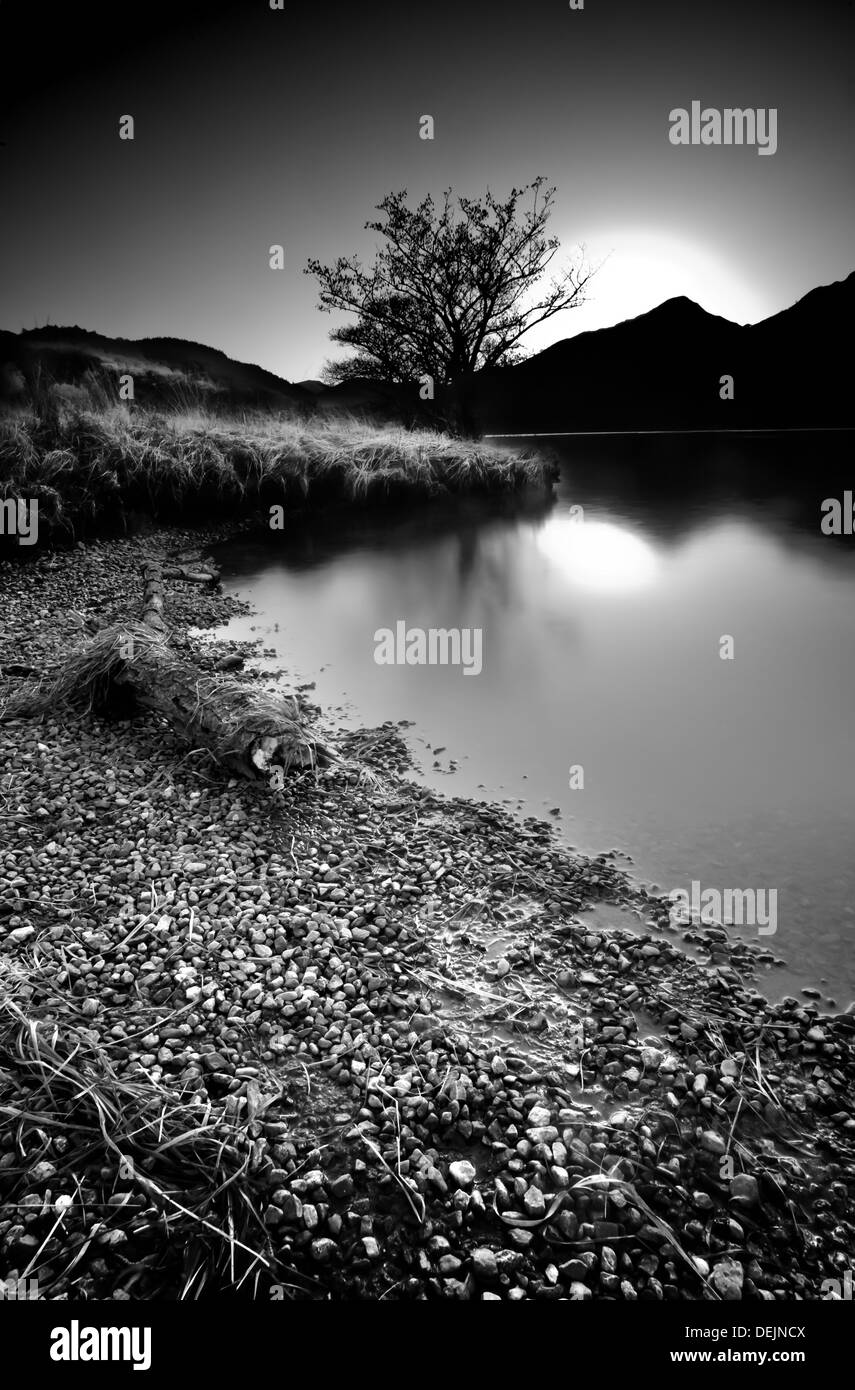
[214,434,855,1005]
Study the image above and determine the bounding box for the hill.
[0,326,313,414]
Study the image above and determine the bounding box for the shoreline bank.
[0,526,853,1301]
[0,405,554,551]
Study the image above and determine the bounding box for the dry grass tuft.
[0,958,312,1299]
[0,388,553,543]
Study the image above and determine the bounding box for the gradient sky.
[1,0,853,382]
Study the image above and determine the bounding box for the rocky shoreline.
[1,529,853,1301]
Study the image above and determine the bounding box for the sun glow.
[536,517,660,593]
[533,229,774,347]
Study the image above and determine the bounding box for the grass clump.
[0,387,553,544]
[0,958,315,1300]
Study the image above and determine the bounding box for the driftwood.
[1,561,334,780]
[141,560,167,636]
[162,548,220,585]
[162,565,219,584]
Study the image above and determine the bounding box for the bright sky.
[1,0,851,380]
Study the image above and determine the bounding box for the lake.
[213,431,855,1007]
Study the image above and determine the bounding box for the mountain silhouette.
[466,272,855,433]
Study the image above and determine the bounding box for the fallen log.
[163,548,221,584]
[1,561,334,780]
[162,565,219,584]
[141,560,168,637]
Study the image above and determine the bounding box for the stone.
[471,1247,498,1280]
[522,1186,546,1218]
[710,1257,744,1300]
[526,1126,560,1144]
[30,1160,58,1183]
[202,1051,229,1072]
[448,1159,476,1190]
[700,1130,726,1156]
[527,1105,552,1127]
[730,1174,759,1205]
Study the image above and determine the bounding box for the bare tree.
[306,177,591,432]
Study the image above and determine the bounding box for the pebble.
[731,1174,759,1205]
[471,1247,498,1280]
[700,1130,726,1156]
[710,1258,744,1300]
[523,1186,546,1218]
[448,1160,477,1190]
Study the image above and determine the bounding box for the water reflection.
[535,517,661,592]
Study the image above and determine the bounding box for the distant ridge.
[0,325,312,413]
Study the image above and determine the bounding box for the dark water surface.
[213,433,855,1006]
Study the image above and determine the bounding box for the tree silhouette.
[306,177,591,433]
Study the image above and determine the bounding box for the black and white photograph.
[0,0,853,1364]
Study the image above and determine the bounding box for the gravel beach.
[1,529,853,1302]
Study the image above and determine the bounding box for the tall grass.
[0,383,553,544]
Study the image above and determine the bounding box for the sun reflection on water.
[535,516,661,592]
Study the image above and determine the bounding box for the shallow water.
[214,432,855,1005]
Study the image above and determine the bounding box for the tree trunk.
[444,372,481,439]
